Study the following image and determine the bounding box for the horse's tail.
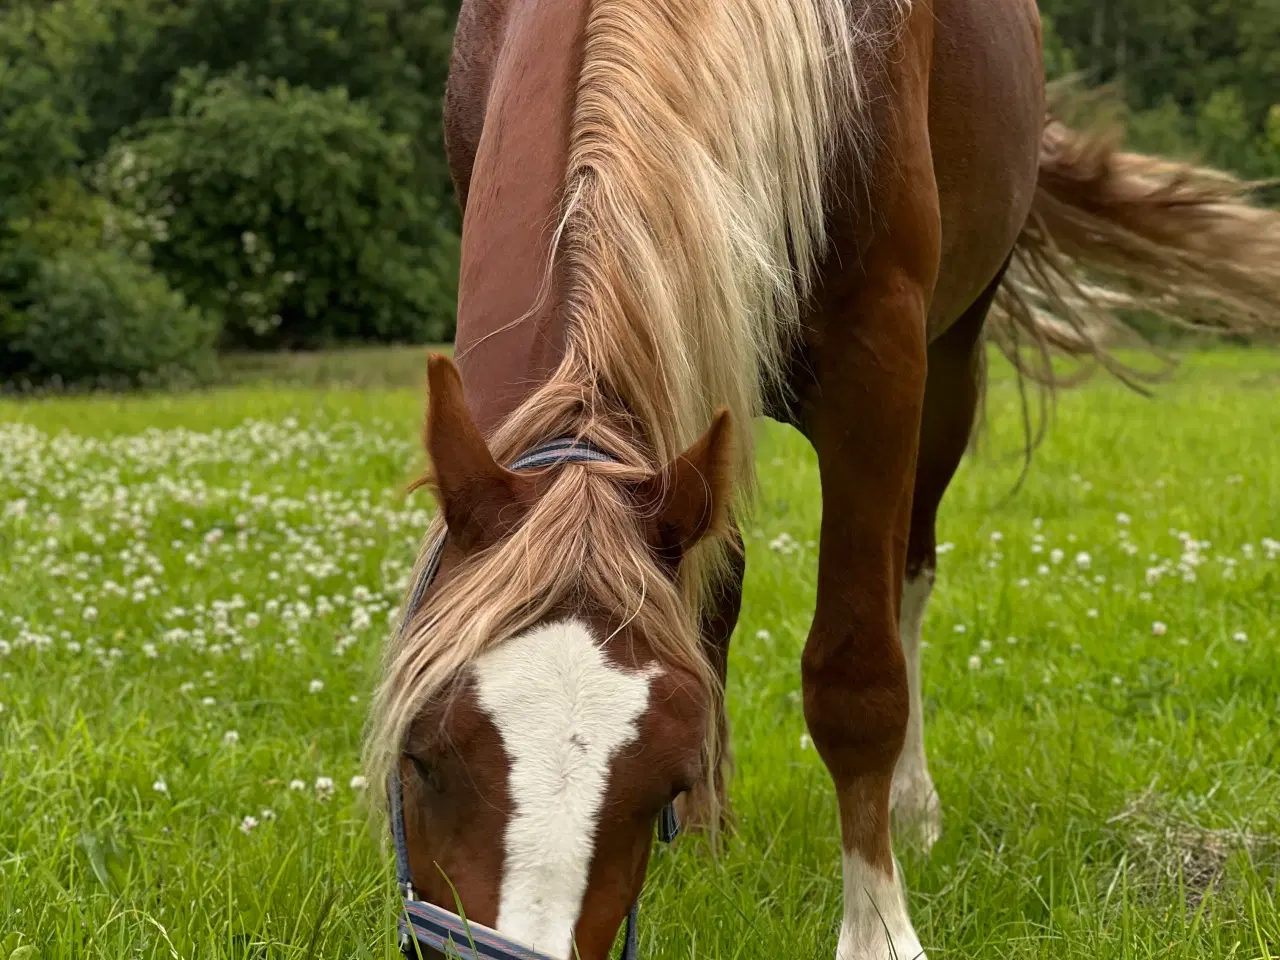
[991,93,1280,391]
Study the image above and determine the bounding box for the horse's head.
[370,356,732,959]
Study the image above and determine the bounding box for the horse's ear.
[424,354,533,552]
[646,409,734,567]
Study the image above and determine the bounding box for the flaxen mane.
[367,0,908,807]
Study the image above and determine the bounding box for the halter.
[391,437,680,960]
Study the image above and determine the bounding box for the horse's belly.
[926,0,1044,332]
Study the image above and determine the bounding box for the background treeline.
[1,0,462,385]
[1042,0,1280,180]
[0,0,1276,386]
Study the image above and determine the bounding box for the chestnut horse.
[367,0,1280,957]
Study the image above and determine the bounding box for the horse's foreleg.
[892,259,1008,851]
[802,268,931,960]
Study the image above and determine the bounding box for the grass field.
[2,348,1279,959]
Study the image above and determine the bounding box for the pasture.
[2,348,1279,959]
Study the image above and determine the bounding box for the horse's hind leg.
[891,260,1008,851]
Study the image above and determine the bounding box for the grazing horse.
[367,0,1280,956]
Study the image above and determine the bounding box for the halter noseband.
[391,437,680,960]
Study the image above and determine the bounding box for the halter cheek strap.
[391,770,678,960]
[391,437,680,960]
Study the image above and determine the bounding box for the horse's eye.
[409,755,443,793]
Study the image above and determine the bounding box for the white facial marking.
[836,853,927,960]
[474,618,659,958]
[890,572,941,849]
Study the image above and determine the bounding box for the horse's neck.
[453,0,591,438]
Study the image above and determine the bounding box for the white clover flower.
[349,775,368,790]
[978,639,992,653]
[261,808,276,821]
[1233,631,1248,644]
[768,532,797,554]
[1050,549,1064,565]
[315,776,335,799]
[308,679,324,694]
[967,655,982,671]
[201,696,216,706]
[1074,552,1091,570]
[239,815,259,834]
[153,779,168,794]
[289,779,306,791]
[83,606,98,622]
[222,730,239,746]
[143,643,159,659]
[1116,513,1131,525]
[799,734,812,751]
[953,624,967,634]
[244,613,260,629]
[1151,621,1167,637]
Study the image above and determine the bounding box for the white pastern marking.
[474,618,659,958]
[891,573,940,848]
[836,853,927,960]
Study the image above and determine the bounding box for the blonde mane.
[368,0,903,803]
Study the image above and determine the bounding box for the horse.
[366,0,1280,956]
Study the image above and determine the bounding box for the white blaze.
[474,618,658,958]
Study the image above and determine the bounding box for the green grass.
[218,344,448,392]
[2,347,1279,959]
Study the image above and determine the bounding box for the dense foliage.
[1,0,460,385]
[1042,0,1280,182]
[101,71,457,348]
[0,0,1274,384]
[20,247,216,387]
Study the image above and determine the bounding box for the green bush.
[0,176,178,374]
[102,70,457,348]
[17,247,216,386]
